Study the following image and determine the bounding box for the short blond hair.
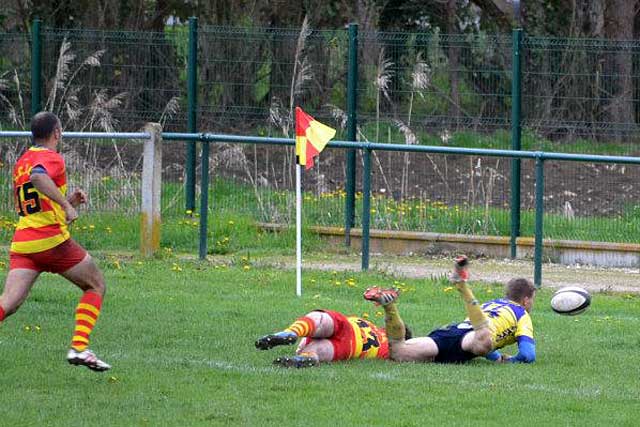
[505,278,536,302]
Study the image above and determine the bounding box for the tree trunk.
[605,0,636,132]
[447,0,461,127]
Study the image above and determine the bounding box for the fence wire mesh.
[197,26,347,133]
[41,27,187,132]
[2,24,640,249]
[522,37,640,150]
[357,31,513,147]
[0,32,31,130]
[0,135,194,256]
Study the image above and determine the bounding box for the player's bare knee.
[83,272,106,295]
[91,277,106,295]
[306,311,324,323]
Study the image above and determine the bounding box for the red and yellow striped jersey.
[345,315,389,360]
[11,147,70,254]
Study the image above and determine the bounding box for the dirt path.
[252,254,640,294]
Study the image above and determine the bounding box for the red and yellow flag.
[295,107,336,170]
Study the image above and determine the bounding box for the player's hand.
[63,203,79,224]
[67,189,87,207]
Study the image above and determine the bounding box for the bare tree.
[604,0,637,132]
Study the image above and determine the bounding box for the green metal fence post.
[186,17,198,213]
[199,136,210,259]
[361,147,371,271]
[533,155,544,288]
[345,23,358,247]
[30,18,42,117]
[510,28,523,259]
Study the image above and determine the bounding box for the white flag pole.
[296,163,303,297]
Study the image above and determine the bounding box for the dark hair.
[505,278,536,302]
[31,112,61,140]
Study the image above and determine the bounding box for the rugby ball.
[550,286,591,315]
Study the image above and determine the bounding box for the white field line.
[115,354,639,401]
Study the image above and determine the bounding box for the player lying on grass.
[364,255,536,364]
[255,309,412,367]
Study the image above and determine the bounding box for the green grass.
[1,254,639,426]
[0,210,326,258]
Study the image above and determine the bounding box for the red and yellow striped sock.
[284,316,316,337]
[71,291,102,352]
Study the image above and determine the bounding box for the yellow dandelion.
[362,312,369,319]
[243,265,251,271]
[444,286,454,292]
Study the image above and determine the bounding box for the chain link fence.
[2,24,640,247]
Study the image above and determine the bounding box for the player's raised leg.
[451,256,489,330]
[256,310,334,350]
[61,252,110,372]
[451,256,492,355]
[364,287,438,362]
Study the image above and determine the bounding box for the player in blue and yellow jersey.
[0,112,110,371]
[364,255,536,364]
[255,309,412,368]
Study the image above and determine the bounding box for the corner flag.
[295,107,336,170]
[294,107,335,297]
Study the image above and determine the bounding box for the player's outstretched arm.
[504,338,536,363]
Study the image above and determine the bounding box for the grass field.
[1,248,639,426]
